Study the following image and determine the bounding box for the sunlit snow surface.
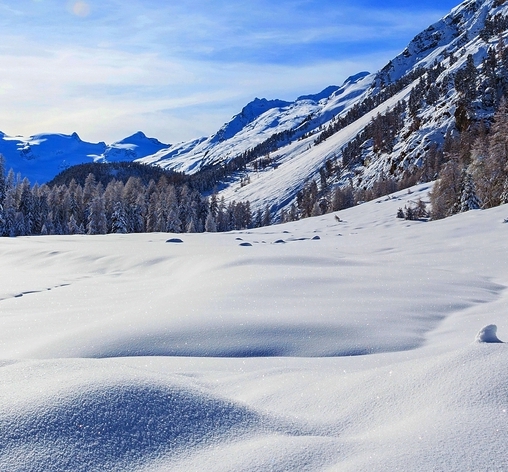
[1,184,507,471]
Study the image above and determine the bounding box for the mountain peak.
[210,97,292,143]
[240,97,292,120]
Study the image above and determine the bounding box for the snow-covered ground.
[1,184,507,471]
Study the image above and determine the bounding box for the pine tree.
[68,214,81,235]
[111,201,128,233]
[0,154,6,206]
[87,193,107,235]
[262,204,271,227]
[311,201,322,217]
[2,188,16,236]
[12,212,26,236]
[186,216,197,233]
[166,206,182,233]
[460,172,482,211]
[430,159,462,219]
[204,211,217,232]
[500,177,508,205]
[209,192,219,218]
[289,203,298,221]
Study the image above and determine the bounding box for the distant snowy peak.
[0,131,171,183]
[112,131,167,148]
[105,131,170,162]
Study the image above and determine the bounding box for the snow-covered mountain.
[139,72,371,176]
[0,131,170,184]
[2,0,508,218]
[136,0,508,215]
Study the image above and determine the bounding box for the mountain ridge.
[0,130,171,184]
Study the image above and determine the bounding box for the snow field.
[0,183,507,470]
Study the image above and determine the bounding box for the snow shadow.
[84,324,411,359]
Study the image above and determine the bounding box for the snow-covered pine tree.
[87,192,107,235]
[204,211,217,232]
[2,188,16,236]
[111,201,128,233]
[500,177,508,205]
[460,171,482,212]
[0,154,6,206]
[68,214,80,235]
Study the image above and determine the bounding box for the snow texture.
[1,183,507,471]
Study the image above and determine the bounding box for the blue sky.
[0,0,460,144]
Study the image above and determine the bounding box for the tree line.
[0,160,258,237]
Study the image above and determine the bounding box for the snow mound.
[475,324,504,343]
[0,376,265,472]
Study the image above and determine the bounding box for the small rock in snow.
[239,242,252,247]
[166,238,184,243]
[475,324,503,343]
[312,235,321,240]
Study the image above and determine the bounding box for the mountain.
[0,131,170,184]
[2,0,508,221]
[136,0,508,216]
[139,72,371,176]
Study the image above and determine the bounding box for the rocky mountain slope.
[138,0,508,216]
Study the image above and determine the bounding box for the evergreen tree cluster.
[0,158,255,237]
[290,169,409,222]
[479,12,508,42]
[397,198,428,220]
[430,99,508,219]
[48,161,187,188]
[339,101,406,169]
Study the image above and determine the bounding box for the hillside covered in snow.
[137,0,508,216]
[1,184,507,470]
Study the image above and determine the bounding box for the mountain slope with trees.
[137,0,508,222]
